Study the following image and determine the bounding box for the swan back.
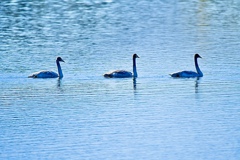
[28,71,58,78]
[104,70,133,78]
[170,71,200,78]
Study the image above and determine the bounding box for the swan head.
[195,54,202,59]
[56,57,65,62]
[133,54,140,59]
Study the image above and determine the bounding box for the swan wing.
[104,70,132,78]
[170,71,199,78]
[28,70,58,78]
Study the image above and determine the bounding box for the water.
[1,0,240,159]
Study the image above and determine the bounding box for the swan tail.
[170,73,180,77]
[103,73,113,78]
[28,75,37,78]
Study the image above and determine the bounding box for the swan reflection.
[57,78,63,88]
[133,77,137,90]
[195,77,201,93]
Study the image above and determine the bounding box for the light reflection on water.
[1,0,240,159]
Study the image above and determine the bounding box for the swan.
[28,57,65,78]
[104,54,140,78]
[170,54,203,78]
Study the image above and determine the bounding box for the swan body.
[28,57,65,78]
[104,54,139,78]
[170,70,201,78]
[104,70,133,78]
[170,54,203,78]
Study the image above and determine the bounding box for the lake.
[0,0,240,159]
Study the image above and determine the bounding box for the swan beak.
[136,55,140,58]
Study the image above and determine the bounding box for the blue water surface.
[0,0,240,159]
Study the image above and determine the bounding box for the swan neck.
[56,60,63,78]
[195,57,203,77]
[133,57,138,77]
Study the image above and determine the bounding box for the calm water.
[1,0,240,159]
